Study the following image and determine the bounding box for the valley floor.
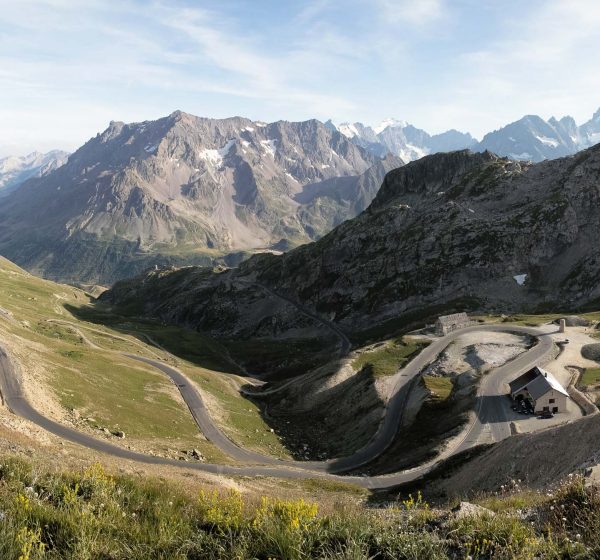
[1,256,600,505]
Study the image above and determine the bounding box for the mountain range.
[0,150,68,197]
[0,111,400,284]
[2,107,600,286]
[331,107,600,164]
[103,143,600,345]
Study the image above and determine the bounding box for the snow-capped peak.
[373,118,407,134]
[337,122,360,139]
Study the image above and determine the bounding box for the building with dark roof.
[509,366,569,413]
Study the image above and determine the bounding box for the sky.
[1,0,599,156]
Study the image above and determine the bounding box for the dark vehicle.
[539,411,554,419]
[525,401,534,413]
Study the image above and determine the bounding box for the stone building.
[435,312,472,336]
[509,366,569,414]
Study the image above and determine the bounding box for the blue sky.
[1,0,599,156]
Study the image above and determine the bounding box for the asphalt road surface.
[0,324,556,489]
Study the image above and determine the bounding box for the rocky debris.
[582,344,600,363]
[97,426,126,439]
[68,408,81,421]
[427,415,600,497]
[183,448,205,462]
[451,501,495,519]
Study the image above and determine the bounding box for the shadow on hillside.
[365,444,492,506]
[244,362,387,462]
[64,299,340,382]
[63,302,242,375]
[354,387,477,477]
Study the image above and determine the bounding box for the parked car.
[540,411,554,419]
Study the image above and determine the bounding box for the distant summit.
[0,150,69,197]
[329,107,600,163]
[329,118,476,163]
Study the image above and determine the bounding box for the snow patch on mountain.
[260,139,278,157]
[199,140,235,166]
[535,135,560,148]
[373,118,407,134]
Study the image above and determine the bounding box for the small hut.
[435,312,471,336]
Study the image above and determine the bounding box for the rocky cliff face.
[0,111,394,284]
[103,144,600,342]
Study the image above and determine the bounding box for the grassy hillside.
[351,336,430,378]
[0,454,596,559]
[0,256,289,459]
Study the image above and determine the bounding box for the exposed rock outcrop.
[103,144,600,341]
[0,112,399,284]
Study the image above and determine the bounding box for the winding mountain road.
[0,323,557,489]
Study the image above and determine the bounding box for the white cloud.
[374,0,444,25]
[0,0,598,154]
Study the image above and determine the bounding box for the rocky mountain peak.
[103,141,600,342]
[370,149,498,209]
[0,112,392,283]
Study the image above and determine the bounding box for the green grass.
[474,491,547,514]
[0,258,254,460]
[423,375,453,401]
[478,311,600,327]
[289,478,368,497]
[0,455,596,559]
[182,365,292,458]
[581,368,600,387]
[352,337,430,378]
[65,312,292,457]
[49,352,192,438]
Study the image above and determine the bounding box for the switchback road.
[0,323,557,489]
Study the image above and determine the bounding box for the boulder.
[112,430,125,439]
[556,316,591,327]
[451,501,495,519]
[582,343,600,363]
[189,449,204,461]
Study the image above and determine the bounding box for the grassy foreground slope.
[0,256,289,459]
[0,455,597,559]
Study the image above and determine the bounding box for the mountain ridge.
[0,111,399,284]
[102,143,600,343]
[330,107,600,163]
